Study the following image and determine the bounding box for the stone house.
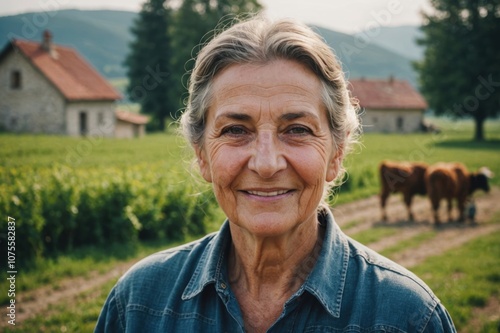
[0,30,147,138]
[349,77,428,133]
[115,110,148,139]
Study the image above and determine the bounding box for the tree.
[169,0,263,115]
[415,0,500,141]
[124,0,175,131]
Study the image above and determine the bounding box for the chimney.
[41,30,58,58]
[41,30,52,51]
[388,75,394,84]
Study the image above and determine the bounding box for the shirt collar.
[181,221,231,300]
[302,208,349,318]
[181,209,350,319]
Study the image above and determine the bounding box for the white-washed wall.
[0,50,66,134]
[361,109,424,133]
[115,120,145,139]
[115,120,133,139]
[66,102,116,137]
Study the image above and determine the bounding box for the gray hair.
[180,16,360,191]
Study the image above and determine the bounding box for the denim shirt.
[95,209,456,333]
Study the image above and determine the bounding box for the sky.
[0,0,434,34]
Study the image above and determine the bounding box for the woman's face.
[196,59,341,237]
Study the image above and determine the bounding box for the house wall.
[0,50,66,134]
[137,124,145,137]
[361,109,424,133]
[66,102,116,137]
[115,120,145,139]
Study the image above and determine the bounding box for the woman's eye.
[222,126,247,136]
[287,126,312,135]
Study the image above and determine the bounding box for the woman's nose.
[247,131,287,178]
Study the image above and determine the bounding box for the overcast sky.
[0,0,433,33]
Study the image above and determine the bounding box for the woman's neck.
[227,218,321,299]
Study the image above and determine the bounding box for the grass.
[380,231,437,257]
[340,219,364,230]
[0,132,189,169]
[476,320,500,333]
[410,212,500,331]
[348,226,399,245]
[3,279,117,333]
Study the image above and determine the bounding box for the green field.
[0,131,187,169]
[1,118,499,331]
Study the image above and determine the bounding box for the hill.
[311,25,418,86]
[358,25,424,60]
[0,9,419,85]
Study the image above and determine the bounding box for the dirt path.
[6,187,500,327]
[336,188,500,266]
[13,262,133,323]
[462,296,500,333]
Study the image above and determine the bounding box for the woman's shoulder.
[95,230,228,331]
[345,235,439,303]
[116,231,220,293]
[339,236,452,330]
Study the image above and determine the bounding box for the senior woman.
[96,17,456,332]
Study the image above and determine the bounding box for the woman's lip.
[243,189,293,197]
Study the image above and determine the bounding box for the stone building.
[349,77,428,133]
[115,110,149,139]
[0,30,147,138]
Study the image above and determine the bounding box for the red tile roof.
[115,110,149,125]
[349,78,428,110]
[9,39,121,101]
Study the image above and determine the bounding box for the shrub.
[0,168,44,265]
[40,167,79,253]
[0,164,219,264]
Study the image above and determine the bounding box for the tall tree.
[415,0,500,141]
[124,0,175,131]
[170,0,263,115]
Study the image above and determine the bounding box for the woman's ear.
[194,145,212,183]
[326,145,344,182]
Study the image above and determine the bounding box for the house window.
[79,111,88,136]
[10,116,18,128]
[396,116,404,131]
[10,70,22,89]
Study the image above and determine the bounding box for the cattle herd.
[379,160,493,224]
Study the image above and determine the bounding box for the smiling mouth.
[245,190,292,197]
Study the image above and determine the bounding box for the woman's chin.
[229,213,303,238]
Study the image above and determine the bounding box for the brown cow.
[380,161,428,221]
[425,162,492,224]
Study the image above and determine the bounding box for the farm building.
[349,77,428,133]
[115,110,149,139]
[0,30,147,138]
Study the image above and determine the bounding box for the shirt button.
[220,282,227,289]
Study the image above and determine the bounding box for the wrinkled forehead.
[211,60,322,96]
[208,60,325,114]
